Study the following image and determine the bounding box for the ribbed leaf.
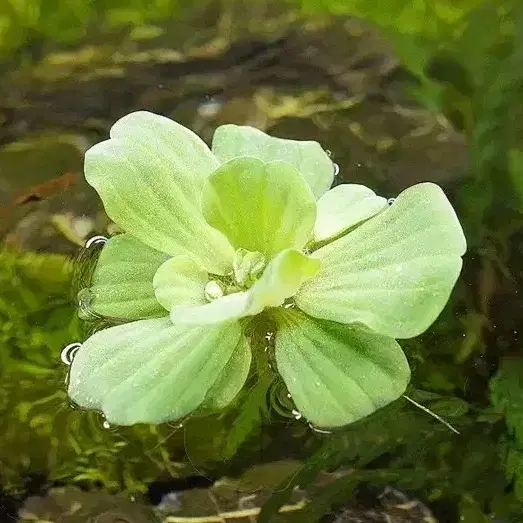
[296,183,466,338]
[275,309,410,428]
[68,317,241,425]
[85,111,234,273]
[87,234,168,320]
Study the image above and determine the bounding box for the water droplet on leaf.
[204,280,224,301]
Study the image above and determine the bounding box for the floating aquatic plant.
[67,111,466,428]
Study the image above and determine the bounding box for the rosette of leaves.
[68,111,466,429]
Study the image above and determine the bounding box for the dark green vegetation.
[1,0,522,521]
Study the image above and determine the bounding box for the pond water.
[1,2,522,522]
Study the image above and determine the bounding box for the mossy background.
[1,0,523,521]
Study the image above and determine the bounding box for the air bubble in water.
[333,163,340,176]
[102,420,111,429]
[387,198,396,205]
[266,379,295,420]
[85,235,108,248]
[77,288,100,320]
[326,149,332,157]
[61,342,82,365]
[292,409,302,420]
[308,422,333,435]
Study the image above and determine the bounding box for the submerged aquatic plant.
[68,111,466,428]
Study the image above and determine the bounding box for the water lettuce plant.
[68,111,466,428]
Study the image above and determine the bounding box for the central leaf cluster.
[204,249,269,303]
[232,249,267,289]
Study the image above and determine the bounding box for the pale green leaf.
[202,335,252,410]
[68,317,241,425]
[296,183,466,338]
[153,255,208,311]
[212,124,334,198]
[274,309,410,428]
[170,249,319,324]
[313,184,388,242]
[87,234,168,320]
[85,111,234,273]
[202,157,317,257]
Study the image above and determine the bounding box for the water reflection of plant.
[0,250,188,493]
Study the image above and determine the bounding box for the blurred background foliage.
[1,0,523,521]
[0,0,186,57]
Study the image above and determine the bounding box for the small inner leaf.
[248,249,320,312]
[313,184,388,243]
[153,255,208,311]
[233,248,266,287]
